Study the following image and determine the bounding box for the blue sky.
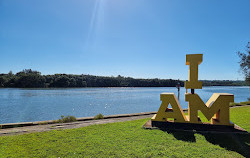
[0,0,249,80]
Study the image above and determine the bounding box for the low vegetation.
[94,113,104,120]
[55,115,77,123]
[0,106,249,157]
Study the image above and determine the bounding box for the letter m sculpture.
[185,93,234,126]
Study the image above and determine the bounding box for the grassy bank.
[0,106,249,157]
[230,101,250,107]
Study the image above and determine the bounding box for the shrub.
[94,113,104,120]
[57,115,77,123]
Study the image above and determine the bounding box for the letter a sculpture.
[144,54,247,133]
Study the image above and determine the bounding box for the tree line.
[201,80,246,86]
[0,69,184,88]
[0,69,246,88]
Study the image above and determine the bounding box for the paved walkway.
[0,114,155,136]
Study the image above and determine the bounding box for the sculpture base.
[144,120,247,133]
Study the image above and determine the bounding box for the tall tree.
[15,69,46,88]
[237,42,250,85]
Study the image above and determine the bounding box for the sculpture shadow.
[159,128,196,142]
[158,127,249,157]
[198,132,250,157]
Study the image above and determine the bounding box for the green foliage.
[94,113,104,120]
[237,42,250,85]
[0,69,185,88]
[0,106,249,157]
[16,69,45,88]
[56,115,77,123]
[202,80,246,86]
[0,76,7,87]
[0,69,246,88]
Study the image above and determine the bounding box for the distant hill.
[0,69,247,88]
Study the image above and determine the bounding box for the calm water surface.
[0,86,249,124]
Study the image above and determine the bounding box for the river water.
[0,86,249,124]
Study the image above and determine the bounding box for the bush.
[94,113,104,120]
[57,115,77,123]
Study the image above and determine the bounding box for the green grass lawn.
[0,106,249,158]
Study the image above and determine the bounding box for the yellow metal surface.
[152,53,235,127]
[185,93,234,125]
[185,54,203,89]
[151,93,187,122]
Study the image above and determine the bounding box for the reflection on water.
[0,87,249,124]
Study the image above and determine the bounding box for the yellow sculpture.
[151,54,234,126]
[185,54,203,89]
[152,93,187,122]
[185,93,234,125]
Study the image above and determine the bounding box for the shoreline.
[0,85,249,89]
[1,105,249,131]
[0,111,159,130]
